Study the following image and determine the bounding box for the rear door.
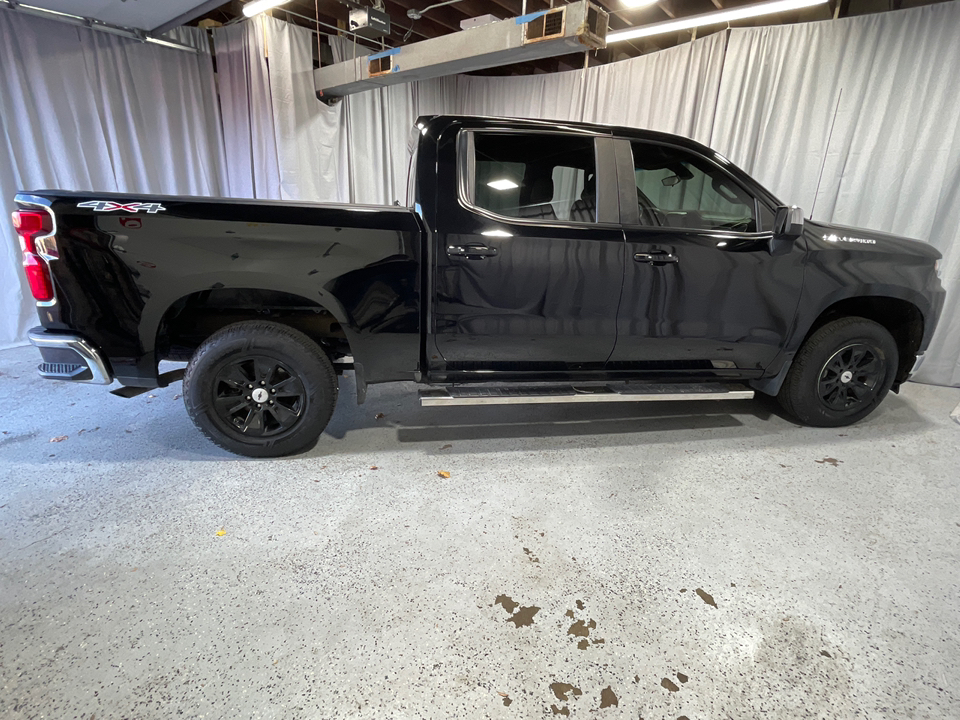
[609,138,805,377]
[430,128,625,377]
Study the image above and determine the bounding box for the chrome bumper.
[28,328,113,385]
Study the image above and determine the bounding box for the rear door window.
[466,133,598,223]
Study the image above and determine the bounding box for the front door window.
[630,141,758,233]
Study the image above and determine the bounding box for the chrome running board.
[419,383,755,407]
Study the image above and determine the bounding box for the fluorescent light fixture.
[144,36,195,51]
[242,0,292,18]
[487,179,519,191]
[619,0,660,8]
[607,0,828,43]
[481,229,513,237]
[17,3,86,21]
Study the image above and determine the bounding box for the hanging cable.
[315,0,322,66]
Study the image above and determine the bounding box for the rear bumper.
[28,328,113,385]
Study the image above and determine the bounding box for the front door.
[609,138,805,378]
[431,129,625,377]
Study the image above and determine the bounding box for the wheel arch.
[149,286,367,398]
[797,295,925,388]
[154,287,352,356]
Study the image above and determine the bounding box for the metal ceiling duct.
[314,0,608,102]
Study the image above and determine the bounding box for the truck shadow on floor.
[391,400,768,445]
[323,377,786,447]
[323,378,932,452]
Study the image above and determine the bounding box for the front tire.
[777,317,898,427]
[183,321,338,457]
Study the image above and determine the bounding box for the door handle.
[447,243,498,258]
[634,251,679,265]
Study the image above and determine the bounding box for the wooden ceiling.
[194,0,941,74]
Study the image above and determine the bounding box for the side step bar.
[419,383,755,407]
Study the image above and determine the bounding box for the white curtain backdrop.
[0,11,226,349]
[337,70,456,203]
[456,31,726,143]
[212,18,455,205]
[213,17,282,199]
[581,32,726,143]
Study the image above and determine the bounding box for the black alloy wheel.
[212,356,307,437]
[817,343,885,412]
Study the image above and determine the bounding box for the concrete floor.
[1,344,958,720]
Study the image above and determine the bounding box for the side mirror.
[774,205,804,238]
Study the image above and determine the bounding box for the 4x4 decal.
[77,201,166,214]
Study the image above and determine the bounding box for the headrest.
[581,172,596,201]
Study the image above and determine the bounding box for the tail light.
[12,209,55,302]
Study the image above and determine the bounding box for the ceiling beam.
[289,0,440,41]
[387,0,465,33]
[657,0,677,19]
[152,0,229,34]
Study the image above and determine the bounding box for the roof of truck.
[415,114,717,154]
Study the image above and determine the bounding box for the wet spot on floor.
[567,619,596,638]
[550,683,583,701]
[599,686,618,708]
[565,609,575,618]
[695,588,717,608]
[816,457,843,466]
[502,696,512,706]
[676,672,688,683]
[578,639,589,650]
[661,678,680,692]
[576,600,584,610]
[634,675,640,683]
[550,705,570,716]
[680,588,687,593]
[506,605,540,628]
[495,595,518,614]
[523,547,540,563]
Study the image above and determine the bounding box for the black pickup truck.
[14,115,944,457]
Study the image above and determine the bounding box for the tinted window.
[468,133,597,223]
[630,141,757,232]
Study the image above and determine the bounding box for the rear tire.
[183,321,338,457]
[777,316,898,427]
